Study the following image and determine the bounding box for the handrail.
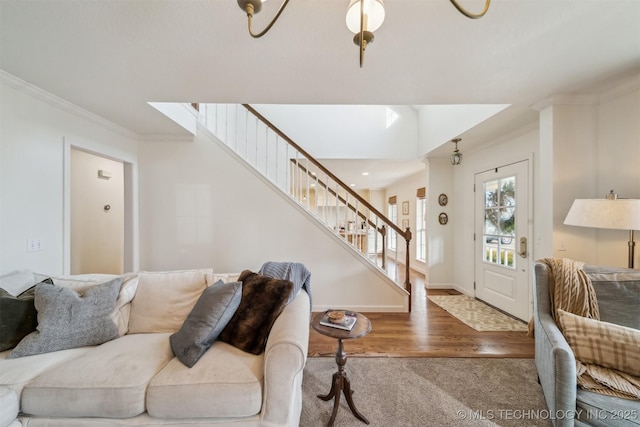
[199,103,412,310]
[292,160,385,234]
[243,104,410,240]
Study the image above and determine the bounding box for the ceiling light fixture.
[346,0,385,67]
[450,138,462,165]
[237,0,292,38]
[237,0,490,66]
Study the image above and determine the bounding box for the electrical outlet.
[27,238,43,252]
[558,240,567,252]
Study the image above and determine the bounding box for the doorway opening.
[65,144,137,275]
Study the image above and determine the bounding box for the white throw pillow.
[128,270,208,334]
[0,270,36,296]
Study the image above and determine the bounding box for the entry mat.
[427,294,529,332]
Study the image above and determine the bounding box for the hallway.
[308,269,535,358]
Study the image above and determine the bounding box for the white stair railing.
[198,103,412,308]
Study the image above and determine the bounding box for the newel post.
[381,225,387,270]
[405,227,412,312]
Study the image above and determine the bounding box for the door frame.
[63,140,139,275]
[474,157,534,321]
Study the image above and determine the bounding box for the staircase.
[196,103,412,310]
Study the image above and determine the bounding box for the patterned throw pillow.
[557,309,640,376]
[7,277,122,358]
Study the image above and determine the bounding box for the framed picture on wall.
[402,219,409,230]
[402,201,409,215]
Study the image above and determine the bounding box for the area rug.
[301,357,551,427]
[427,295,528,332]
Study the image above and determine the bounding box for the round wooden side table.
[311,311,372,427]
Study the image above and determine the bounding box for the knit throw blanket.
[543,257,599,323]
[258,261,312,309]
[543,258,640,400]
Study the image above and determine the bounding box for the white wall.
[545,101,599,264]
[253,105,418,159]
[548,85,640,268]
[428,75,640,298]
[417,104,510,155]
[425,158,454,287]
[384,169,428,275]
[138,125,408,312]
[594,87,640,267]
[0,72,139,276]
[448,128,538,295]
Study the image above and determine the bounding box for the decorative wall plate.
[438,212,448,225]
[438,193,448,206]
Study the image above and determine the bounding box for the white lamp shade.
[346,0,385,34]
[564,199,640,230]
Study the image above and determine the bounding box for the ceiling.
[1,0,639,188]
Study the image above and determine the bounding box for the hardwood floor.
[308,269,535,358]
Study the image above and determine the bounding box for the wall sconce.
[564,192,640,268]
[450,138,462,165]
[346,0,385,68]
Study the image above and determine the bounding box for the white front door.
[474,160,530,321]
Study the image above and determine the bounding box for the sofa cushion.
[36,273,121,293]
[21,333,174,418]
[8,278,121,359]
[0,346,93,398]
[170,280,242,368]
[220,270,294,355]
[210,273,241,285]
[128,270,208,334]
[584,265,640,329]
[0,269,36,296]
[147,341,263,418]
[576,387,640,426]
[0,386,19,427]
[557,309,640,377]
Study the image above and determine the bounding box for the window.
[416,187,426,262]
[388,196,397,251]
[483,176,516,269]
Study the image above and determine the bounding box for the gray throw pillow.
[0,278,53,352]
[7,277,122,358]
[170,280,242,368]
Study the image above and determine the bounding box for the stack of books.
[319,310,358,331]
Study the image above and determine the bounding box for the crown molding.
[598,71,640,103]
[0,69,138,140]
[531,72,640,111]
[137,133,195,143]
[531,94,600,111]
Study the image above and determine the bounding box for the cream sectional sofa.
[0,268,311,427]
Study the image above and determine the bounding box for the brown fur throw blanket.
[219,270,294,355]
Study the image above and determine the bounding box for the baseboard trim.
[425,283,474,297]
[313,304,406,313]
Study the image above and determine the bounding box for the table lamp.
[564,192,640,268]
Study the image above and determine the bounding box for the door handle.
[518,237,527,258]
